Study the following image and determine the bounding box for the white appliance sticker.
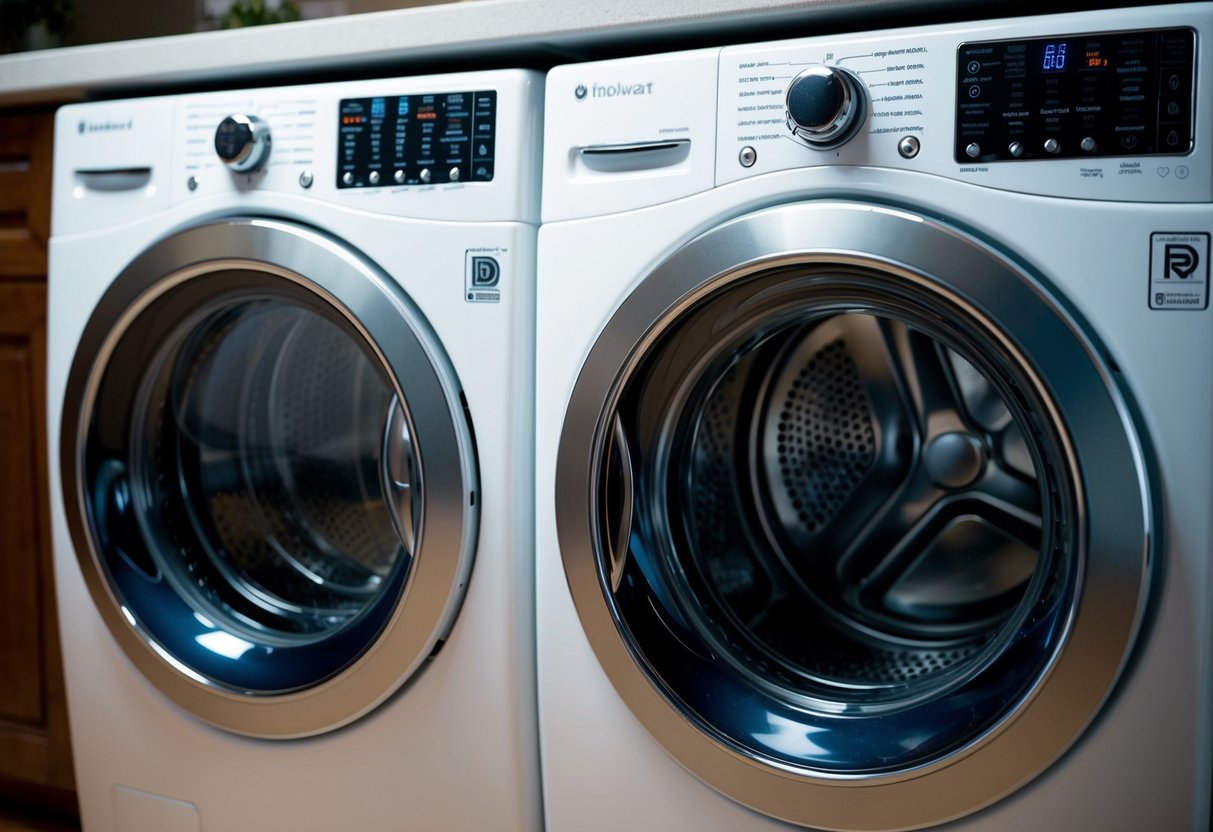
[1149,232,1210,310]
[465,247,505,303]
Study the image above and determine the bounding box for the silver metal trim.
[604,415,633,594]
[554,201,1151,829]
[61,217,479,738]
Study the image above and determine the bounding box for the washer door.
[556,202,1150,830]
[62,218,477,738]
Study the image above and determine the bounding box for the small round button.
[1008,141,1024,158]
[298,170,314,189]
[420,168,432,184]
[369,170,381,185]
[897,136,920,159]
[739,146,758,167]
[1080,136,1097,152]
[450,166,461,182]
[342,171,354,186]
[187,175,199,192]
[966,142,981,159]
[1044,138,1061,155]
[394,169,405,184]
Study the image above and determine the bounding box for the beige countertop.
[0,0,1167,108]
[0,0,983,107]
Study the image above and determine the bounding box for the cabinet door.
[0,112,76,815]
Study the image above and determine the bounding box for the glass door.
[555,201,1150,830]
[62,218,477,738]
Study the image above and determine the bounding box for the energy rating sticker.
[1149,232,1209,310]
[465,248,505,303]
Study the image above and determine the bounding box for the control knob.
[785,65,867,149]
[214,114,271,173]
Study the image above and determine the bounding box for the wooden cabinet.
[0,112,77,817]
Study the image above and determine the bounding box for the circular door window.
[556,202,1150,830]
[62,219,477,738]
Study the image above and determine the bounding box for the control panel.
[337,91,497,188]
[709,3,1210,203]
[54,70,540,235]
[956,27,1195,162]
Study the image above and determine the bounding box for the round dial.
[214,114,272,173]
[785,65,867,149]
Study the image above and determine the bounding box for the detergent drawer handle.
[578,139,691,156]
[576,139,692,173]
[75,167,153,191]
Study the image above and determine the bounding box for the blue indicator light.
[1042,43,1068,71]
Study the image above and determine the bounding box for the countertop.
[0,0,1177,108]
[0,0,1104,108]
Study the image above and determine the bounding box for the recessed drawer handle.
[75,167,153,191]
[578,139,691,156]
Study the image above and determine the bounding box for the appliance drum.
[597,270,1073,772]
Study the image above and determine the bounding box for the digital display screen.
[337,90,497,188]
[1041,42,1068,71]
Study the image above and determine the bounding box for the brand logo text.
[577,81,655,100]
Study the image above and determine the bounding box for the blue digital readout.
[370,97,386,117]
[1042,42,1068,71]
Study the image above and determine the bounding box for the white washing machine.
[49,69,541,831]
[536,5,1212,830]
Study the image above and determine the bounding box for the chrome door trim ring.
[62,217,479,738]
[554,201,1151,829]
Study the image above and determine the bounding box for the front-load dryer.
[536,5,1212,830]
[50,70,541,831]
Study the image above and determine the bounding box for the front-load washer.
[536,5,1212,830]
[49,69,541,831]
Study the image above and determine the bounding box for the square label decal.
[1149,232,1209,310]
[465,248,505,303]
